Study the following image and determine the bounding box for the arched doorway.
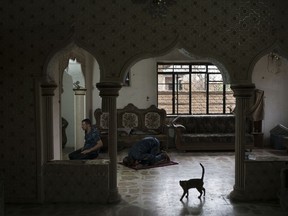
[41,43,101,161]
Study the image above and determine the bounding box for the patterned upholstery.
[94,103,167,148]
[100,112,109,129]
[145,112,161,129]
[122,113,138,128]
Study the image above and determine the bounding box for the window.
[157,63,235,115]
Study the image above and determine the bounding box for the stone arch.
[44,43,87,85]
[42,28,106,85]
[41,42,101,160]
[118,39,232,85]
[248,43,288,76]
[170,46,232,85]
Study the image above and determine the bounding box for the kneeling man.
[69,118,103,160]
[122,137,170,168]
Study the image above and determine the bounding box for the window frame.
[157,62,234,115]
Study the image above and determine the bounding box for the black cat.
[179,163,206,201]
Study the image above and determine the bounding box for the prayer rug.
[118,160,178,170]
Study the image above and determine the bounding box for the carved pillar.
[230,84,255,201]
[41,83,57,161]
[73,88,87,150]
[96,82,122,203]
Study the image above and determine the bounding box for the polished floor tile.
[4,148,288,216]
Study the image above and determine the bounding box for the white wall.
[91,58,158,110]
[61,61,85,148]
[252,55,288,146]
[92,49,199,111]
[92,49,195,111]
[62,72,75,148]
[118,58,157,108]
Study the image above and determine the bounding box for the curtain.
[247,89,264,121]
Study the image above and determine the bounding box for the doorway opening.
[41,44,101,161]
[61,59,86,159]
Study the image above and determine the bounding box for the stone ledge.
[44,160,110,203]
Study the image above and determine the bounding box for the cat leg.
[203,187,206,196]
[180,191,186,201]
[196,187,203,199]
[186,189,189,198]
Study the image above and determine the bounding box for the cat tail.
[200,163,205,181]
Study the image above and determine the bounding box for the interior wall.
[94,49,197,110]
[92,58,158,111]
[2,0,288,204]
[90,50,288,149]
[85,54,97,121]
[116,48,219,109]
[90,49,288,149]
[61,61,85,149]
[118,58,157,109]
[62,72,74,148]
[252,54,288,146]
[53,63,61,160]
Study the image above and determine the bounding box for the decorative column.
[96,82,122,203]
[41,83,57,161]
[73,88,87,150]
[230,84,255,201]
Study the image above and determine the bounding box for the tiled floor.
[4,148,288,216]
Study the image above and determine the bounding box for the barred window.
[157,63,235,115]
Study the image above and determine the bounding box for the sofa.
[172,115,254,151]
[94,103,168,150]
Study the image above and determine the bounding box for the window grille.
[157,63,235,115]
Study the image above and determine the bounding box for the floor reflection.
[180,197,205,215]
[5,148,288,216]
